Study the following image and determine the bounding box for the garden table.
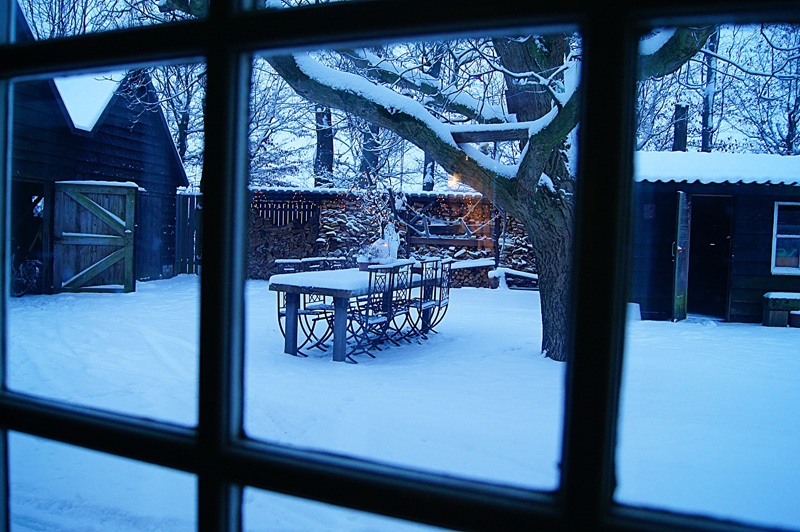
[269,262,417,362]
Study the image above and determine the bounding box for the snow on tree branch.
[344,48,511,124]
[267,53,519,202]
[638,26,716,79]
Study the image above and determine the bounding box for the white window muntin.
[772,202,800,275]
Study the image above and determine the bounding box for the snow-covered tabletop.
[269,268,372,298]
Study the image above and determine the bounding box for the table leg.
[332,296,349,362]
[422,285,433,333]
[284,293,300,356]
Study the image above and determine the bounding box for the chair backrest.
[326,257,348,270]
[305,292,326,307]
[301,257,326,271]
[274,259,304,274]
[418,258,440,305]
[390,262,413,313]
[364,265,392,316]
[437,259,454,307]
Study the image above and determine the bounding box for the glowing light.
[448,173,461,188]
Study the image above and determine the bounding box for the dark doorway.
[687,195,732,318]
[11,181,47,295]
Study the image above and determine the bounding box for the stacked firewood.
[497,217,537,273]
[451,265,498,289]
[317,199,380,259]
[245,194,538,284]
[410,244,493,261]
[247,210,318,279]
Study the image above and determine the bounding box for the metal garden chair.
[384,260,415,343]
[345,265,393,363]
[403,257,441,340]
[427,258,454,333]
[275,258,336,356]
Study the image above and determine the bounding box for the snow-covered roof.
[634,151,800,186]
[53,72,125,132]
[57,180,139,187]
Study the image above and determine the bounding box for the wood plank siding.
[631,181,800,322]
[11,71,188,291]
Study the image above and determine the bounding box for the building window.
[773,202,800,274]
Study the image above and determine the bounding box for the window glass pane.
[9,431,197,531]
[244,487,451,531]
[775,237,800,268]
[14,0,203,41]
[244,28,581,491]
[777,204,800,235]
[7,63,204,426]
[619,23,800,529]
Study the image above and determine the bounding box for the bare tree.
[248,58,312,187]
[159,1,711,361]
[264,28,711,361]
[636,24,800,155]
[725,24,800,154]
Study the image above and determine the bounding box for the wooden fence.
[175,192,202,275]
[250,196,319,226]
[175,193,321,275]
[173,190,520,277]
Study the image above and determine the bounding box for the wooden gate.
[53,182,137,293]
[175,192,202,275]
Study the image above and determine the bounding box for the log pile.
[451,265,498,289]
[317,199,387,262]
[247,210,318,279]
[497,216,536,274]
[244,192,537,285]
[503,272,538,289]
[410,243,493,262]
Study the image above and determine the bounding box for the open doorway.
[687,195,732,319]
[11,181,47,296]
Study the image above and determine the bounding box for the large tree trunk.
[177,108,190,161]
[522,149,574,361]
[357,123,381,188]
[314,105,334,187]
[528,215,572,360]
[494,35,575,361]
[701,30,718,152]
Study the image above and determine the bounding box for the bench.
[763,292,800,326]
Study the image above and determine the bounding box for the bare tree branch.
[638,26,717,79]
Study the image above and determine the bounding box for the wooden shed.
[11,5,189,293]
[629,151,800,323]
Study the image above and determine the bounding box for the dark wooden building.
[630,151,800,322]
[11,6,189,293]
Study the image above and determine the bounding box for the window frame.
[1,2,799,532]
[772,201,800,276]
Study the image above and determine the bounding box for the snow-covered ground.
[6,276,800,531]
